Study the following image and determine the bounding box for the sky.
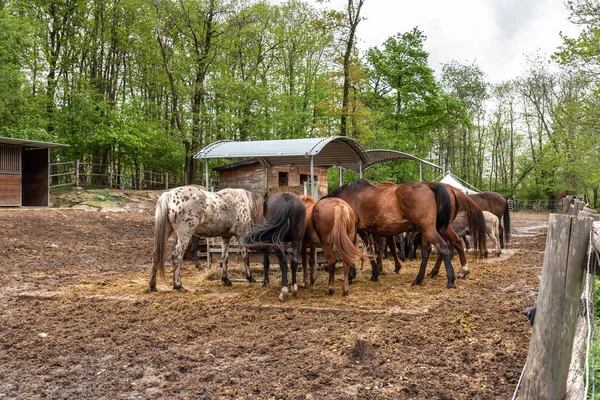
[305,0,583,83]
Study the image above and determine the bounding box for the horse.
[308,197,371,295]
[452,210,501,257]
[322,179,486,288]
[240,192,306,302]
[468,191,511,248]
[149,186,262,292]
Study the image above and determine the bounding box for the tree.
[340,0,364,137]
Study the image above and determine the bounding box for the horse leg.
[310,245,317,287]
[462,235,471,251]
[220,237,232,286]
[301,241,309,289]
[414,230,456,289]
[192,236,202,270]
[388,236,403,273]
[413,238,433,286]
[441,229,470,280]
[499,224,505,249]
[262,250,270,288]
[240,245,255,282]
[274,248,289,302]
[171,232,192,292]
[290,240,301,296]
[322,244,336,295]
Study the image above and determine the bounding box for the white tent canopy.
[440,172,479,194]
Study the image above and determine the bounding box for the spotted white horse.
[149,186,263,292]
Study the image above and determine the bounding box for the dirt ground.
[0,191,548,399]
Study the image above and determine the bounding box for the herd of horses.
[149,179,511,301]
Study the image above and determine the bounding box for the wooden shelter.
[0,137,67,207]
[214,158,329,197]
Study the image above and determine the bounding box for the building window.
[300,174,317,184]
[278,172,288,186]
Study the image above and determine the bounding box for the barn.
[213,158,329,197]
[0,136,67,207]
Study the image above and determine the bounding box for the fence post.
[138,167,143,190]
[108,162,113,188]
[75,160,80,187]
[165,172,169,190]
[521,214,596,400]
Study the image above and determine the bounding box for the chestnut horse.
[241,192,306,302]
[149,186,262,292]
[468,191,511,248]
[302,196,370,295]
[322,179,486,288]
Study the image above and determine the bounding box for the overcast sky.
[306,0,582,83]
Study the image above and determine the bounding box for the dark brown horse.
[468,191,510,248]
[311,197,371,296]
[241,192,306,302]
[322,179,486,288]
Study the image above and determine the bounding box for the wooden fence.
[518,202,599,399]
[49,160,208,190]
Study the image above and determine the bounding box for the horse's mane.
[322,179,373,199]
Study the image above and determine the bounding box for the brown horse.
[311,197,371,296]
[468,191,511,248]
[322,179,486,288]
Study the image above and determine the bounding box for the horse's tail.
[241,198,294,253]
[153,191,172,281]
[331,204,371,266]
[453,191,486,259]
[429,182,452,231]
[503,201,511,247]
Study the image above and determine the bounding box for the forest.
[1,0,599,205]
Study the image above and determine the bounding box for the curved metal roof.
[194,137,372,168]
[364,149,442,170]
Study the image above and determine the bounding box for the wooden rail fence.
[519,202,599,399]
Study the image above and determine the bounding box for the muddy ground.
[0,192,548,399]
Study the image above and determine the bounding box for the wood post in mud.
[521,214,596,400]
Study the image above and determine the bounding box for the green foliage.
[0,0,597,197]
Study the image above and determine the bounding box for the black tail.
[430,182,452,231]
[241,196,295,253]
[503,203,511,247]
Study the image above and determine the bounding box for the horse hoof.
[327,287,334,295]
[149,286,157,292]
[223,279,232,286]
[174,286,188,293]
[342,290,349,296]
[291,284,298,296]
[428,272,438,278]
[411,280,422,286]
[246,276,256,283]
[348,278,353,285]
[279,286,289,302]
[370,276,379,282]
[261,282,268,288]
[446,282,456,289]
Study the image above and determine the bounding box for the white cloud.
[303,0,581,83]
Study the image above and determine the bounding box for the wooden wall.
[217,163,329,197]
[217,163,265,193]
[0,174,21,206]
